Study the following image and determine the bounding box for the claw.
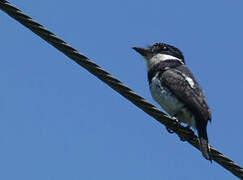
[172,117,181,128]
[166,117,180,134]
[166,127,174,134]
[180,125,195,141]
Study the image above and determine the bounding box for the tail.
[197,122,212,161]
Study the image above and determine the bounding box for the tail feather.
[197,121,212,161]
[199,137,211,161]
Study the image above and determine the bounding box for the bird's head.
[133,43,184,69]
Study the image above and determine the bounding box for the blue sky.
[1,0,243,179]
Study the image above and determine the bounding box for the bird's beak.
[132,47,149,57]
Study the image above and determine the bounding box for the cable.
[0,0,242,179]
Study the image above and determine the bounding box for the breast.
[149,75,184,116]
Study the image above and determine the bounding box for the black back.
[148,60,212,124]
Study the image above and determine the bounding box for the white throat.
[146,54,183,70]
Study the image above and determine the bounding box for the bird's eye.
[162,46,167,50]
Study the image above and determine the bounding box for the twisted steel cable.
[0,0,242,179]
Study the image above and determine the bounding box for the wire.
[0,0,242,179]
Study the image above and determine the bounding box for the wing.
[160,66,211,123]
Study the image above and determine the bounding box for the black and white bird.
[133,42,212,160]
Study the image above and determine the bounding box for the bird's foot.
[166,117,180,134]
[179,125,191,141]
[180,125,196,142]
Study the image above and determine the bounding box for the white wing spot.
[185,76,195,88]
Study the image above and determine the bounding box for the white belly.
[150,77,184,116]
[150,76,196,128]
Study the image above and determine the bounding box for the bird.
[133,42,212,160]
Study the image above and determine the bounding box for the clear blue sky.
[1,0,242,179]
